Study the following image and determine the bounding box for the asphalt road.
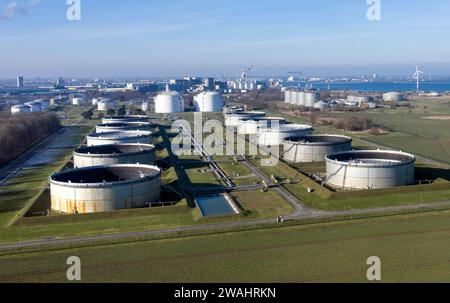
[2,200,450,251]
[0,128,68,187]
[0,117,84,188]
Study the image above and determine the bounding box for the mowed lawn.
[3,210,450,282]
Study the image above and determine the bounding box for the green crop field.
[3,210,450,282]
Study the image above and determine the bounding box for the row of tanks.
[224,107,416,190]
[49,115,163,214]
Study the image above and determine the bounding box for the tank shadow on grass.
[415,167,450,182]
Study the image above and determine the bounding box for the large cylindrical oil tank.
[87,131,153,146]
[224,111,266,127]
[11,104,31,115]
[49,164,161,214]
[304,92,320,107]
[326,150,416,190]
[96,122,152,133]
[73,144,156,168]
[97,99,115,111]
[283,135,353,163]
[285,90,292,104]
[294,91,306,106]
[383,92,405,102]
[258,124,313,146]
[154,91,184,113]
[194,92,224,112]
[238,117,286,135]
[25,101,42,112]
[102,115,149,124]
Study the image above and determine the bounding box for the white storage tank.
[258,124,313,146]
[97,99,115,111]
[238,117,286,135]
[25,101,42,112]
[11,104,31,115]
[96,122,152,133]
[283,135,353,163]
[224,111,266,127]
[102,115,149,124]
[285,90,293,104]
[326,150,416,190]
[155,91,184,113]
[73,144,156,168]
[92,98,101,105]
[383,92,405,102]
[49,164,161,214]
[194,92,224,112]
[294,91,305,106]
[304,92,320,107]
[72,97,85,106]
[87,130,153,146]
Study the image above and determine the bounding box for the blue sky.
[1,0,450,78]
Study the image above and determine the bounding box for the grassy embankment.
[3,209,450,282]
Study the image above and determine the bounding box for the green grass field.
[0,124,95,229]
[3,209,450,282]
[275,97,450,166]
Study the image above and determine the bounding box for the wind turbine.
[412,62,424,92]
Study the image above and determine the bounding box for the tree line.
[0,113,61,167]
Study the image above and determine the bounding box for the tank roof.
[88,130,152,139]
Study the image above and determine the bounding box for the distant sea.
[286,81,450,93]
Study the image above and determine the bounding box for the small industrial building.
[49,164,161,214]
